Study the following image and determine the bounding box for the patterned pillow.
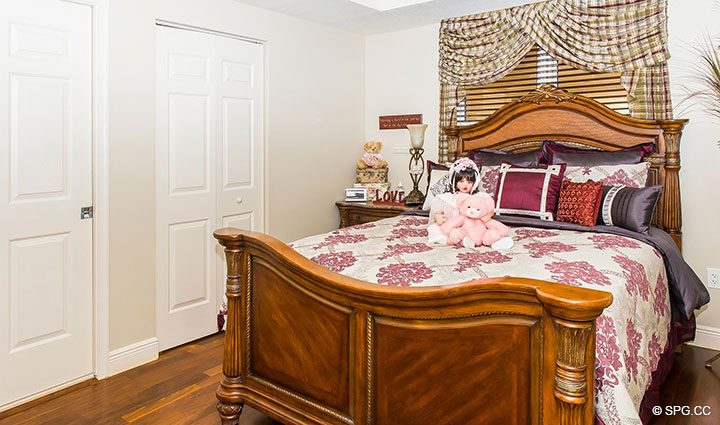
[425,160,449,190]
[494,163,567,221]
[564,162,650,188]
[556,181,604,226]
[479,165,501,197]
[597,185,663,234]
[422,168,450,210]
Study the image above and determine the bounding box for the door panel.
[168,220,210,313]
[156,26,263,351]
[156,27,216,351]
[222,97,253,188]
[216,35,264,235]
[168,94,209,194]
[9,233,70,352]
[0,0,93,408]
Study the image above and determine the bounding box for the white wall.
[365,25,440,192]
[667,0,720,343]
[364,0,720,348]
[108,0,364,351]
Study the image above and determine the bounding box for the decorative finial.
[519,85,577,104]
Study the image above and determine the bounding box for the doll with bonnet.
[427,157,513,249]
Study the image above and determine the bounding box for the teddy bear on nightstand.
[357,141,388,170]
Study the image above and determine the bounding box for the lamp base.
[404,189,424,206]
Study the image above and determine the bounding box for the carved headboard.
[444,85,687,250]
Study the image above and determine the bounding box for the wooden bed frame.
[213,86,687,425]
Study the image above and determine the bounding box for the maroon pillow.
[494,163,567,221]
[542,140,655,166]
[556,181,604,226]
[468,148,544,167]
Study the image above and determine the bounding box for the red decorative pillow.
[556,181,604,226]
[494,163,566,221]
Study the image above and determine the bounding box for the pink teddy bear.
[439,193,512,249]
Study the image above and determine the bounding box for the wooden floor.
[1,332,718,424]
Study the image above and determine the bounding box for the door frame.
[59,0,110,380]
[88,0,110,380]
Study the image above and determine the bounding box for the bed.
[213,86,707,425]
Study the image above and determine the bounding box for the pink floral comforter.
[291,215,671,425]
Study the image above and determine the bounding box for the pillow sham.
[564,162,650,188]
[597,185,663,234]
[494,163,566,221]
[542,140,655,166]
[426,160,449,188]
[422,163,450,210]
[422,173,451,210]
[468,148,544,167]
[556,181,604,226]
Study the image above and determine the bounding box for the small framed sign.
[344,188,368,203]
[379,114,423,130]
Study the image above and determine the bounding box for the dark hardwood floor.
[1,332,718,424]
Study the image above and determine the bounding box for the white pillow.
[422,169,450,210]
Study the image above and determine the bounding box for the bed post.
[539,288,610,425]
[214,230,246,425]
[657,119,688,251]
[445,125,460,161]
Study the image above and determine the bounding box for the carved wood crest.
[518,85,577,104]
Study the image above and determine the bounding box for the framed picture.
[344,188,368,203]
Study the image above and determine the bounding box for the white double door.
[0,0,93,409]
[156,27,264,351]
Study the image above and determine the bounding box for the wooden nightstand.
[335,201,417,228]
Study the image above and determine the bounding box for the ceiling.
[232,0,541,34]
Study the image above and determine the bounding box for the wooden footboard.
[214,228,612,425]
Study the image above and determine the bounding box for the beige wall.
[108,0,365,350]
[364,1,720,347]
[365,25,440,192]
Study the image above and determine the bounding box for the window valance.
[438,0,672,161]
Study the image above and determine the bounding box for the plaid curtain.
[438,0,672,162]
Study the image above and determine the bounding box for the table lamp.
[404,124,427,205]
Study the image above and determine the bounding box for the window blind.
[457,45,629,123]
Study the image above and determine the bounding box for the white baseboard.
[688,325,720,351]
[107,337,159,376]
[0,374,94,413]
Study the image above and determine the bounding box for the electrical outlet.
[708,268,720,289]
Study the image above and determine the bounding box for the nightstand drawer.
[348,210,393,225]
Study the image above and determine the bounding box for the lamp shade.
[407,124,428,149]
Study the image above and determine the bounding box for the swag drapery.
[438,0,673,162]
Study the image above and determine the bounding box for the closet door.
[0,0,93,408]
[215,34,264,244]
[214,35,264,318]
[156,26,263,351]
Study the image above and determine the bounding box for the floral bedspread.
[290,215,671,425]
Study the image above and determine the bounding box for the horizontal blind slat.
[457,45,631,124]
